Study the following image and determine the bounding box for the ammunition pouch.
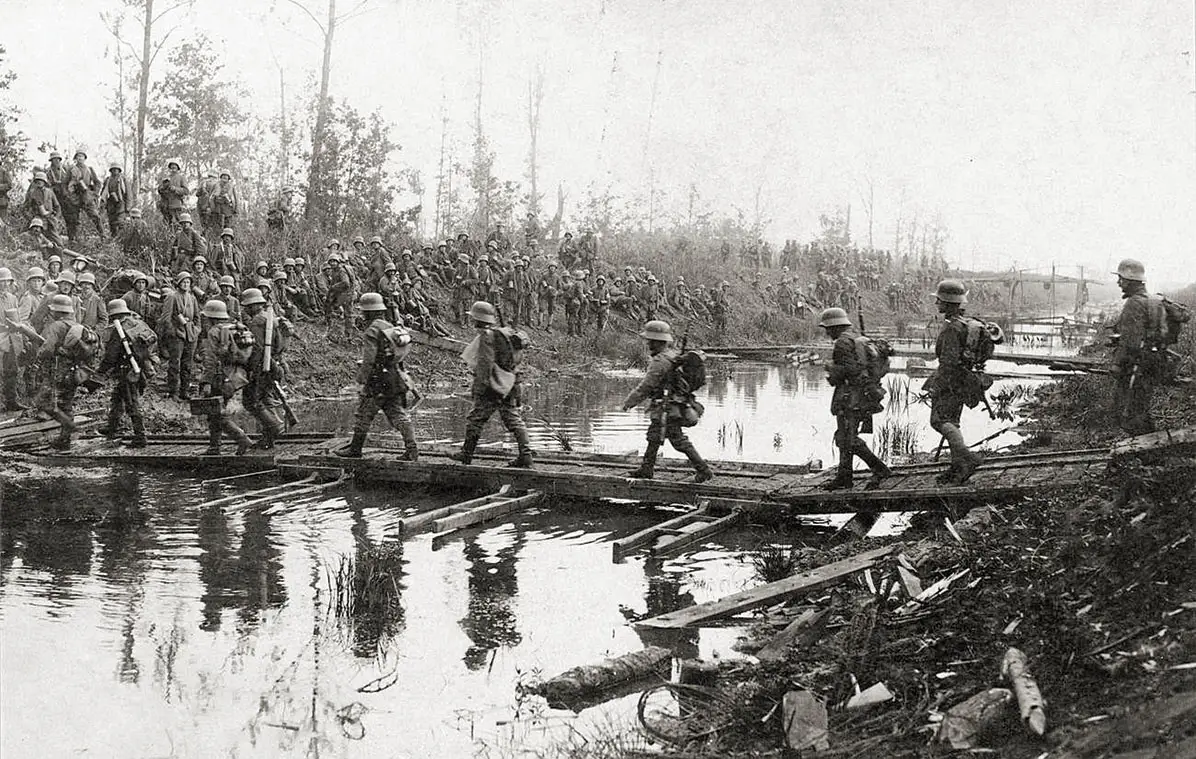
[665,396,704,427]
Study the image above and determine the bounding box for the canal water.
[0,361,1047,758]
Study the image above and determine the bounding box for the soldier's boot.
[400,425,419,462]
[334,431,367,459]
[2,375,24,411]
[824,452,855,490]
[49,408,78,433]
[252,414,283,450]
[856,447,893,490]
[507,427,533,468]
[949,451,984,486]
[97,408,124,438]
[676,441,713,484]
[449,433,479,464]
[222,418,253,456]
[627,442,660,479]
[202,419,222,456]
[128,414,147,448]
[938,424,974,485]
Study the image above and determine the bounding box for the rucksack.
[62,323,101,364]
[671,349,707,395]
[215,323,255,366]
[851,336,892,414]
[958,316,1001,370]
[1150,295,1191,347]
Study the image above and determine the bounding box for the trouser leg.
[177,340,196,398]
[498,400,532,466]
[127,385,145,444]
[381,395,418,461]
[666,422,711,480]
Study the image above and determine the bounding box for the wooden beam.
[756,607,832,663]
[397,486,511,535]
[653,511,744,557]
[432,491,543,533]
[635,545,899,629]
[611,506,710,561]
[1111,425,1196,459]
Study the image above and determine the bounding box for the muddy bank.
[628,375,1196,758]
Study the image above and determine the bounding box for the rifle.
[112,318,142,378]
[273,377,299,428]
[1,310,45,346]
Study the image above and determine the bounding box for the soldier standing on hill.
[926,279,985,485]
[168,213,208,272]
[0,268,22,410]
[334,292,420,461]
[24,172,61,232]
[119,208,152,259]
[1110,258,1162,436]
[95,299,156,447]
[450,300,533,468]
[537,262,562,331]
[158,160,190,227]
[324,252,356,341]
[621,319,712,483]
[818,307,892,490]
[158,271,201,400]
[100,164,130,235]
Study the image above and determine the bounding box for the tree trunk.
[526,66,544,216]
[305,0,336,224]
[134,0,153,200]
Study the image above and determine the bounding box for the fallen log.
[526,646,672,710]
[1002,647,1047,735]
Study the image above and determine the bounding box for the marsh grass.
[875,417,921,461]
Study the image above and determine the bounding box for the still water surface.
[0,361,1046,758]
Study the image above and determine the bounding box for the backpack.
[958,316,1000,370]
[370,325,413,398]
[215,322,255,366]
[62,323,101,364]
[1150,295,1191,347]
[852,336,893,414]
[671,349,708,395]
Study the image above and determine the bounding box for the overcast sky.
[5,0,1195,285]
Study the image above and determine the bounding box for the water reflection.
[196,503,286,633]
[459,527,526,670]
[634,557,699,659]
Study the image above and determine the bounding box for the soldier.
[642,274,662,319]
[195,169,220,235]
[158,271,201,400]
[121,271,153,320]
[95,299,157,447]
[334,292,420,460]
[75,272,108,332]
[167,213,208,272]
[709,281,729,333]
[558,232,577,269]
[266,186,294,232]
[452,253,478,326]
[475,254,495,304]
[450,300,533,467]
[44,151,71,217]
[241,288,289,450]
[100,164,130,235]
[367,236,390,287]
[577,230,598,272]
[118,207,152,259]
[0,268,22,409]
[34,294,90,450]
[513,257,534,328]
[191,255,218,301]
[538,262,562,331]
[212,228,244,284]
[272,270,294,319]
[324,253,355,341]
[818,308,892,490]
[485,222,512,255]
[63,150,104,242]
[0,162,11,221]
[197,299,255,456]
[157,159,190,226]
[562,269,586,336]
[590,274,611,332]
[523,212,541,246]
[926,279,985,485]
[1110,259,1163,435]
[210,169,238,232]
[621,320,712,483]
[215,276,241,323]
[24,172,61,232]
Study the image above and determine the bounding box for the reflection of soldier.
[197,503,287,633]
[633,557,700,657]
[459,530,525,670]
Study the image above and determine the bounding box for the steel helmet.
[1114,258,1146,282]
[573,270,586,279]
[255,260,268,271]
[129,208,142,218]
[48,254,62,264]
[49,151,62,160]
[282,257,296,267]
[49,294,75,313]
[193,255,207,265]
[220,227,235,238]
[486,240,498,249]
[33,171,48,182]
[178,212,193,224]
[107,299,131,317]
[352,235,365,245]
[132,271,149,284]
[294,256,307,266]
[384,261,397,273]
[639,320,673,342]
[219,169,231,178]
[468,300,498,325]
[175,271,192,284]
[218,275,235,287]
[401,249,412,259]
[74,149,87,159]
[257,279,273,290]
[457,253,470,263]
[58,270,77,284]
[818,307,853,328]
[109,163,121,172]
[595,274,605,282]
[28,217,45,229]
[167,160,181,170]
[202,299,229,319]
[240,288,267,306]
[0,268,11,281]
[327,239,341,249]
[477,255,489,264]
[358,292,387,312]
[272,270,287,281]
[77,272,96,285]
[934,279,968,304]
[26,267,46,281]
[370,236,383,245]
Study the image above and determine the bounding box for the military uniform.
[0,275,22,409]
[100,168,130,235]
[622,322,711,482]
[562,275,585,336]
[324,262,355,339]
[34,300,86,450]
[821,315,891,490]
[96,303,156,446]
[198,309,254,455]
[242,297,288,448]
[1111,263,1163,435]
[158,280,201,398]
[927,281,986,485]
[168,224,208,272]
[64,158,105,241]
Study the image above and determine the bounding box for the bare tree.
[857,176,874,250]
[525,63,545,217]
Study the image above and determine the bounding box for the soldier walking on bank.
[622,320,712,483]
[95,299,157,447]
[334,293,420,461]
[450,301,533,468]
[818,308,892,490]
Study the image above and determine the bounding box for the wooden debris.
[527,646,672,709]
[783,690,829,751]
[896,564,924,598]
[845,682,893,709]
[756,607,832,663]
[1002,647,1047,735]
[673,659,718,687]
[432,490,543,533]
[894,568,971,617]
[937,688,1013,749]
[1110,425,1196,459]
[635,544,899,629]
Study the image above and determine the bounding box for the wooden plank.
[756,607,832,663]
[397,487,512,535]
[432,491,543,533]
[653,511,744,557]
[611,507,711,560]
[0,415,92,444]
[635,544,899,629]
[1111,425,1196,458]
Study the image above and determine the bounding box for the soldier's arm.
[201,332,220,386]
[358,327,379,384]
[937,323,965,369]
[826,335,860,385]
[36,323,59,364]
[623,354,670,409]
